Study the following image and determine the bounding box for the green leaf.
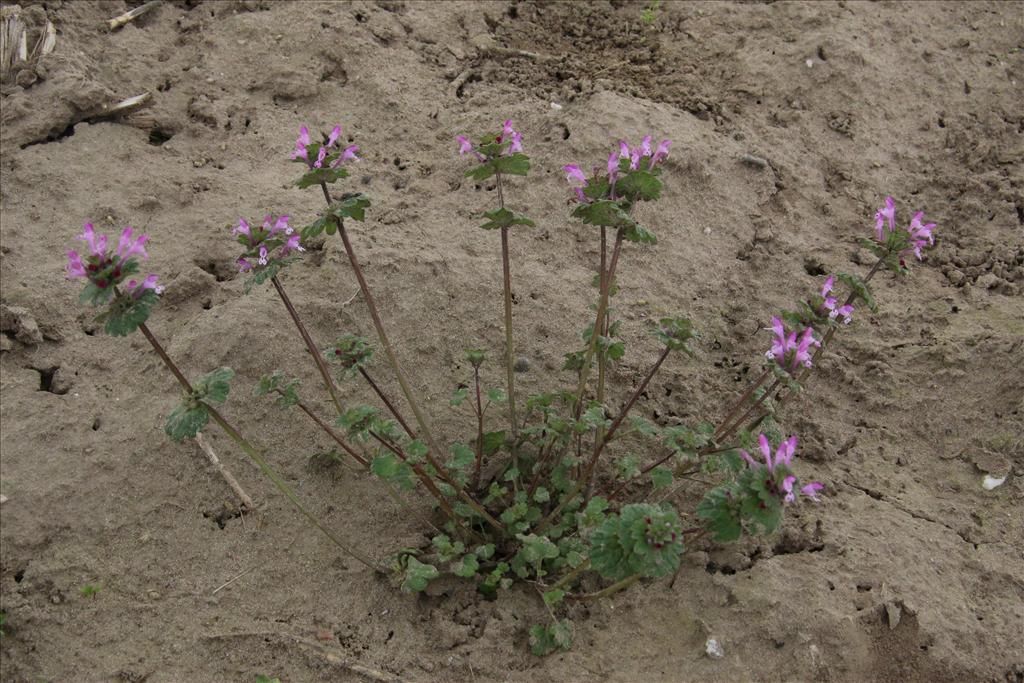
[165,401,209,442]
[571,200,635,229]
[296,165,349,189]
[448,442,475,470]
[480,430,506,456]
[516,533,560,564]
[465,163,497,181]
[405,440,429,464]
[450,386,469,406]
[301,215,332,240]
[328,193,372,222]
[616,169,662,202]
[533,487,550,504]
[654,317,698,354]
[837,272,879,313]
[616,454,640,479]
[486,388,507,404]
[452,554,480,578]
[529,620,574,656]
[589,504,683,580]
[401,557,439,593]
[475,543,496,560]
[493,153,531,176]
[624,222,657,245]
[696,485,743,542]
[479,207,536,231]
[543,588,565,607]
[650,466,673,489]
[196,367,234,406]
[104,289,157,337]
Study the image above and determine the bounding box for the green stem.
[319,181,445,469]
[496,171,519,442]
[136,321,381,573]
[358,367,417,440]
[713,368,770,440]
[567,573,641,602]
[207,407,382,572]
[271,275,344,416]
[288,395,368,468]
[574,230,624,415]
[584,345,672,494]
[472,365,484,490]
[716,377,780,445]
[550,558,591,591]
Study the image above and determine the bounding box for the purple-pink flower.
[615,136,672,173]
[765,317,821,373]
[873,196,936,263]
[232,214,302,272]
[66,222,155,294]
[820,276,854,324]
[741,434,823,504]
[455,119,524,161]
[291,124,359,170]
[126,274,164,298]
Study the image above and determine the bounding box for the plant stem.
[567,573,641,602]
[713,367,770,439]
[716,377,780,445]
[550,558,591,591]
[358,367,416,440]
[596,225,608,419]
[319,181,445,466]
[288,394,368,467]
[496,171,519,442]
[136,322,381,573]
[369,431,458,521]
[271,276,344,416]
[574,230,625,414]
[472,365,485,490]
[583,345,671,494]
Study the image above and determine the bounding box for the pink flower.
[126,274,164,297]
[874,196,895,240]
[821,275,854,324]
[640,135,653,156]
[115,227,149,262]
[607,150,619,180]
[742,434,823,505]
[327,124,342,149]
[765,317,820,372]
[233,218,251,238]
[291,125,311,161]
[907,211,936,260]
[237,257,253,272]
[66,250,86,279]
[456,135,474,155]
[564,164,586,185]
[279,234,305,256]
[509,130,523,153]
[649,139,671,167]
[79,223,107,256]
[264,214,291,236]
[793,327,820,368]
[258,245,269,266]
[331,144,360,168]
[314,146,328,169]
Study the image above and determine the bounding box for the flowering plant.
[64,117,936,656]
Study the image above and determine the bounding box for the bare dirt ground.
[1,1,1023,681]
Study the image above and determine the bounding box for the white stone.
[982,474,1006,490]
[705,638,725,659]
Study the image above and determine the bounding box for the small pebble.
[740,153,768,169]
[513,357,530,373]
[705,637,725,659]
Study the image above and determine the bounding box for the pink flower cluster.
[741,434,823,503]
[874,196,936,261]
[562,134,671,202]
[66,223,162,297]
[820,276,854,324]
[291,124,359,169]
[456,119,524,161]
[765,317,820,373]
[233,214,304,272]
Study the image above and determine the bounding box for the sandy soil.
[1,1,1023,681]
